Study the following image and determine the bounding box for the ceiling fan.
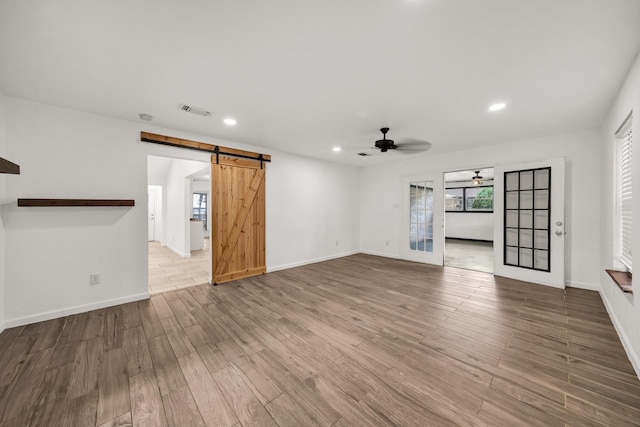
[370,127,432,154]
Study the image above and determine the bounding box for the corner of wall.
[597,49,640,380]
[0,89,6,334]
[598,288,640,379]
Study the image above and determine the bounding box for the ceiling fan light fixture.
[472,170,483,185]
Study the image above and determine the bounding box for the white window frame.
[615,112,633,272]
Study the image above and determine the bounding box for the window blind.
[616,116,633,271]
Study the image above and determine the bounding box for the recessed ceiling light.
[489,102,506,112]
[332,147,341,152]
[138,113,153,121]
[223,118,237,126]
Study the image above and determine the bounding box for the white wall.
[445,213,493,241]
[360,128,602,290]
[2,96,360,326]
[599,51,640,377]
[166,159,208,256]
[266,151,360,271]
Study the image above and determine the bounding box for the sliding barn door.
[211,155,266,284]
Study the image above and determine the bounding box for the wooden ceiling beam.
[140,132,271,162]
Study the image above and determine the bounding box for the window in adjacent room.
[192,192,208,231]
[445,186,493,212]
[616,112,633,272]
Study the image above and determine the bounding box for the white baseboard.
[4,292,150,329]
[359,250,400,259]
[267,251,359,273]
[0,321,4,335]
[167,244,190,258]
[599,289,640,380]
[565,281,600,292]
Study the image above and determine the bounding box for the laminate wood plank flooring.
[149,240,210,294]
[1,254,639,426]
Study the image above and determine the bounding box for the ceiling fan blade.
[396,141,431,150]
[394,148,430,154]
[396,137,431,145]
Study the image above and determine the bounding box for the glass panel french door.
[410,182,434,252]
[403,174,444,265]
[504,167,551,271]
[494,158,565,288]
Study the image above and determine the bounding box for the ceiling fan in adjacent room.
[361,127,432,156]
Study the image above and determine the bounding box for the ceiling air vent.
[178,104,212,117]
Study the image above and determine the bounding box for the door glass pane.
[519,248,533,268]
[519,210,533,229]
[520,171,534,190]
[506,210,519,227]
[534,250,549,270]
[535,169,550,189]
[534,190,549,209]
[519,229,533,248]
[506,247,518,265]
[520,191,533,209]
[506,192,519,209]
[409,181,433,253]
[534,211,549,230]
[506,172,519,191]
[506,229,518,246]
[503,167,551,272]
[534,230,548,250]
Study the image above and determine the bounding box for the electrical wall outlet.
[90,274,101,285]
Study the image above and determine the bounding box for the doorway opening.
[147,155,211,294]
[444,168,494,273]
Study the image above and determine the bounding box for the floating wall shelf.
[0,157,20,174]
[17,199,135,207]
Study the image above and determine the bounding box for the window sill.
[606,269,633,293]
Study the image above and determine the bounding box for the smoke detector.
[178,104,212,117]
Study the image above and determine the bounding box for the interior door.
[402,173,444,265]
[210,155,266,284]
[147,189,156,242]
[493,157,565,288]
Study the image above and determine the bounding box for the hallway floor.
[445,238,494,273]
[148,239,210,294]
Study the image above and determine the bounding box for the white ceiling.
[1,0,639,166]
[445,168,494,184]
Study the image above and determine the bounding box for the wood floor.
[148,240,209,294]
[1,254,639,426]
